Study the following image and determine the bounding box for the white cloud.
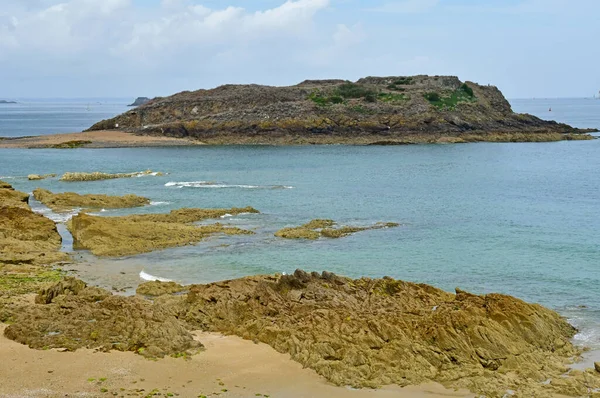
[369,0,439,13]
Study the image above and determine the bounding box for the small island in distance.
[0,100,17,104]
[90,75,597,145]
[128,97,151,107]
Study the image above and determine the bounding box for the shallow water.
[1,98,600,349]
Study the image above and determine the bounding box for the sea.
[1,97,599,352]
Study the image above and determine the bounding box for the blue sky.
[0,0,598,98]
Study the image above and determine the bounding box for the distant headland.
[128,97,151,107]
[0,100,17,104]
[86,75,596,145]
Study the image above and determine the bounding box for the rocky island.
[88,76,595,145]
[0,100,17,104]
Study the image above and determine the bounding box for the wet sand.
[0,130,200,148]
[0,325,474,398]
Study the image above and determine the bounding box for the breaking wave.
[165,181,293,190]
[139,270,172,283]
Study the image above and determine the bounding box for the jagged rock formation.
[88,76,595,144]
[33,188,150,211]
[67,207,258,256]
[128,97,151,107]
[5,271,600,396]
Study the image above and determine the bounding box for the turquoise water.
[1,98,599,349]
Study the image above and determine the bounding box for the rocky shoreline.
[87,76,598,145]
[2,179,600,397]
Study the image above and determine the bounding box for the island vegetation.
[88,75,596,145]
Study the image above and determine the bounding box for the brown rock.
[275,219,399,240]
[595,361,600,373]
[137,281,186,297]
[28,174,56,181]
[33,188,150,211]
[67,208,257,256]
[5,280,202,358]
[59,170,162,182]
[179,270,597,396]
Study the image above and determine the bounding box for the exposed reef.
[28,174,57,181]
[88,76,596,145]
[33,188,150,211]
[60,170,162,182]
[5,271,600,397]
[67,207,259,256]
[275,219,399,240]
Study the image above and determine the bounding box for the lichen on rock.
[33,188,150,211]
[275,219,399,240]
[67,207,258,256]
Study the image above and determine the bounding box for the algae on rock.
[33,188,150,211]
[275,219,399,240]
[60,170,162,182]
[67,207,258,256]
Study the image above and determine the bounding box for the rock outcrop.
[67,207,258,256]
[28,174,57,181]
[5,278,201,358]
[0,182,67,267]
[275,219,399,240]
[88,76,596,144]
[33,188,150,211]
[180,271,600,396]
[5,271,600,396]
[60,170,162,182]
[128,97,151,107]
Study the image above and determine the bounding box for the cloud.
[369,0,439,13]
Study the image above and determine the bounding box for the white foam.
[220,213,233,218]
[165,181,293,190]
[139,270,172,282]
[31,206,79,223]
[150,201,170,206]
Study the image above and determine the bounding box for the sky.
[0,0,598,99]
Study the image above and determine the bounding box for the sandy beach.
[0,324,473,398]
[0,130,200,149]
